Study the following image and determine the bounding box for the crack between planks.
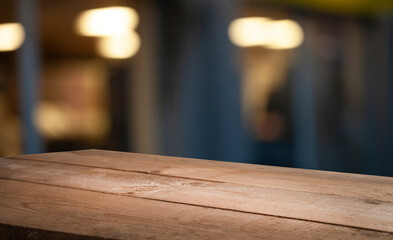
[5,156,226,184]
[4,156,393,205]
[0,177,392,235]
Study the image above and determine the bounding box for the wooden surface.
[0,150,393,239]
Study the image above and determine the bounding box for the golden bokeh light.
[75,6,139,37]
[0,23,25,52]
[228,17,272,47]
[228,17,304,49]
[266,20,304,49]
[96,31,140,59]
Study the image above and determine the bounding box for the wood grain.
[1,156,393,232]
[10,150,393,203]
[1,179,392,240]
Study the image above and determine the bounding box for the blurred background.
[0,0,392,176]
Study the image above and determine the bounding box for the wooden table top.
[0,149,393,239]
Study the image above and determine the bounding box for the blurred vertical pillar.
[209,0,250,162]
[214,0,250,163]
[109,66,130,151]
[378,14,393,176]
[291,18,318,169]
[362,20,380,175]
[130,0,160,154]
[365,14,393,176]
[341,20,365,173]
[16,0,43,154]
[387,18,393,176]
[160,0,250,162]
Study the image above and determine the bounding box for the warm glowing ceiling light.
[75,6,139,37]
[228,17,272,47]
[96,31,140,59]
[265,20,304,49]
[0,23,25,51]
[228,17,304,49]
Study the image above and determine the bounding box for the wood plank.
[1,179,392,240]
[1,157,393,233]
[10,149,393,203]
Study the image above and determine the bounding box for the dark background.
[0,0,392,176]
